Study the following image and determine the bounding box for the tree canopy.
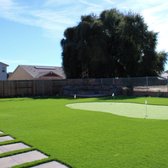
[61,9,167,78]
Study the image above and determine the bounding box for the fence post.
[167,77,168,97]
[146,76,149,96]
[2,81,4,97]
[101,78,103,89]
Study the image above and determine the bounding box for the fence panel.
[0,77,167,98]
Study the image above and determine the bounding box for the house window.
[2,67,6,73]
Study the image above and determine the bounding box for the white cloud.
[0,0,15,9]
[0,0,72,38]
[44,0,73,5]
[0,0,167,52]
[103,0,114,4]
[139,1,168,52]
[79,0,101,8]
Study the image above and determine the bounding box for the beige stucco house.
[0,62,8,80]
[8,65,65,80]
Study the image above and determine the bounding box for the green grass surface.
[0,96,168,168]
[67,102,168,120]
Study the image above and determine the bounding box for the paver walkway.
[31,161,69,168]
[0,130,70,168]
[0,142,30,154]
[0,131,4,134]
[0,136,14,143]
[0,150,48,168]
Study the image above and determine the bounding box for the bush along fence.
[0,77,168,98]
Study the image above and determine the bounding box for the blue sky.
[0,0,168,72]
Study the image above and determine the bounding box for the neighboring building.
[0,62,8,80]
[8,65,65,80]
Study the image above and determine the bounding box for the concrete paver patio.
[0,142,30,154]
[0,136,14,143]
[31,161,69,168]
[0,130,69,168]
[0,150,48,168]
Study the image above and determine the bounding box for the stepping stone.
[0,150,48,168]
[0,136,14,143]
[0,143,30,154]
[0,131,4,134]
[31,161,69,168]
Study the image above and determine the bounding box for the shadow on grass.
[0,96,75,102]
[0,95,148,102]
[98,95,142,100]
[31,95,144,101]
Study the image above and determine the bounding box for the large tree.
[61,9,167,78]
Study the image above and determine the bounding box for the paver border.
[0,131,4,134]
[0,131,72,168]
[0,148,42,158]
[0,142,30,154]
[0,135,14,143]
[30,159,72,168]
[0,142,33,158]
[31,160,70,168]
[0,150,48,168]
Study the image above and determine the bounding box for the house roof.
[20,65,65,79]
[0,62,8,66]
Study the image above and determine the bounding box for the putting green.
[66,102,168,120]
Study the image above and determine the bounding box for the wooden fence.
[0,77,167,98]
[0,80,66,97]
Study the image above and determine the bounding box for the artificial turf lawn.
[67,102,168,120]
[0,96,168,168]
